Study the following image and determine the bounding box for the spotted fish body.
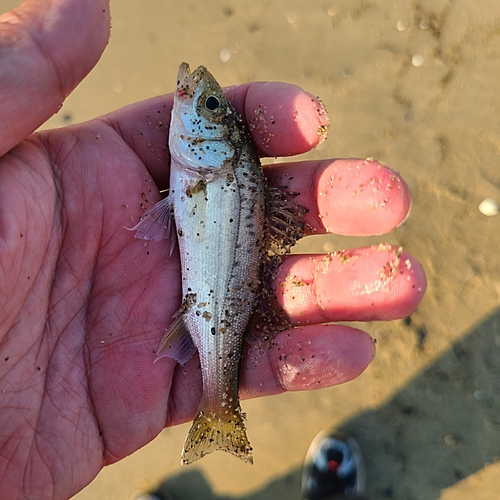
[133,63,267,464]
[169,63,266,464]
[131,63,307,464]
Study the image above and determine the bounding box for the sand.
[3,0,499,498]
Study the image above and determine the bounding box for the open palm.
[0,1,425,499]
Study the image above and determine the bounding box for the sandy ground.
[2,0,499,498]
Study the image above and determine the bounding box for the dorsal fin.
[265,186,308,255]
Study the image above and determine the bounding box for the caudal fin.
[181,408,253,465]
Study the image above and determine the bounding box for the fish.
[130,63,307,465]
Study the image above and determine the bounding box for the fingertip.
[241,82,329,156]
[393,249,427,316]
[315,158,411,236]
[272,325,375,392]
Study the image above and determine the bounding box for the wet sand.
[5,0,499,498]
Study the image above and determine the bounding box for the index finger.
[225,82,329,156]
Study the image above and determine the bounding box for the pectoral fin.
[127,196,176,254]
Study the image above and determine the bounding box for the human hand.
[0,0,425,498]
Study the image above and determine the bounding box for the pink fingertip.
[243,83,330,156]
[315,158,411,236]
[272,326,375,392]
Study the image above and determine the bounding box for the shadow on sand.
[149,308,500,500]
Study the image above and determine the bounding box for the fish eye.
[205,95,220,111]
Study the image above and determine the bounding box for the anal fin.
[155,293,198,364]
[155,315,196,365]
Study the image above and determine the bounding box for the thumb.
[0,0,110,156]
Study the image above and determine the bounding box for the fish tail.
[181,407,253,465]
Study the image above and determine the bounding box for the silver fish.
[131,63,306,465]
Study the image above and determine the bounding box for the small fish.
[131,63,308,464]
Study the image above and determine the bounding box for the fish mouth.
[176,63,209,99]
[176,63,197,96]
[177,62,192,87]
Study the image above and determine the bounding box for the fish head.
[169,63,239,172]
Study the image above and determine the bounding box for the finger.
[102,82,329,187]
[165,325,375,427]
[240,324,376,397]
[225,82,329,156]
[265,158,411,236]
[0,0,110,156]
[274,246,426,325]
